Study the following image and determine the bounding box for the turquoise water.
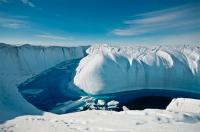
[18,59,200,113]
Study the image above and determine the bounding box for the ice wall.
[0,43,87,122]
[74,45,200,95]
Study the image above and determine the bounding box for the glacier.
[74,45,200,95]
[1,43,200,122]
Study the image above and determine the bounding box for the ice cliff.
[0,43,87,122]
[74,45,200,95]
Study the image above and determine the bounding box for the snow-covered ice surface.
[74,45,200,95]
[1,108,200,132]
[1,97,200,132]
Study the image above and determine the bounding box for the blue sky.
[0,0,200,46]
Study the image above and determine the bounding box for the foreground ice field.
[1,98,200,132]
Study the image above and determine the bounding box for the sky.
[0,0,200,46]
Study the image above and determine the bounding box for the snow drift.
[74,45,200,95]
[0,43,88,122]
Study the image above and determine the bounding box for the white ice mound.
[167,98,200,113]
[74,45,200,95]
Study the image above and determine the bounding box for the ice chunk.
[97,100,106,106]
[107,100,119,106]
[122,106,130,111]
[107,100,119,110]
[166,98,200,113]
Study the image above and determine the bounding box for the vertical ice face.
[0,43,88,122]
[0,44,87,75]
[74,45,200,95]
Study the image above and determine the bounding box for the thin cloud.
[125,11,182,25]
[0,15,28,29]
[36,34,70,40]
[135,5,189,18]
[21,0,35,7]
[112,4,200,36]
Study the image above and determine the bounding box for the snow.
[166,98,200,113]
[74,45,200,95]
[1,108,200,132]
